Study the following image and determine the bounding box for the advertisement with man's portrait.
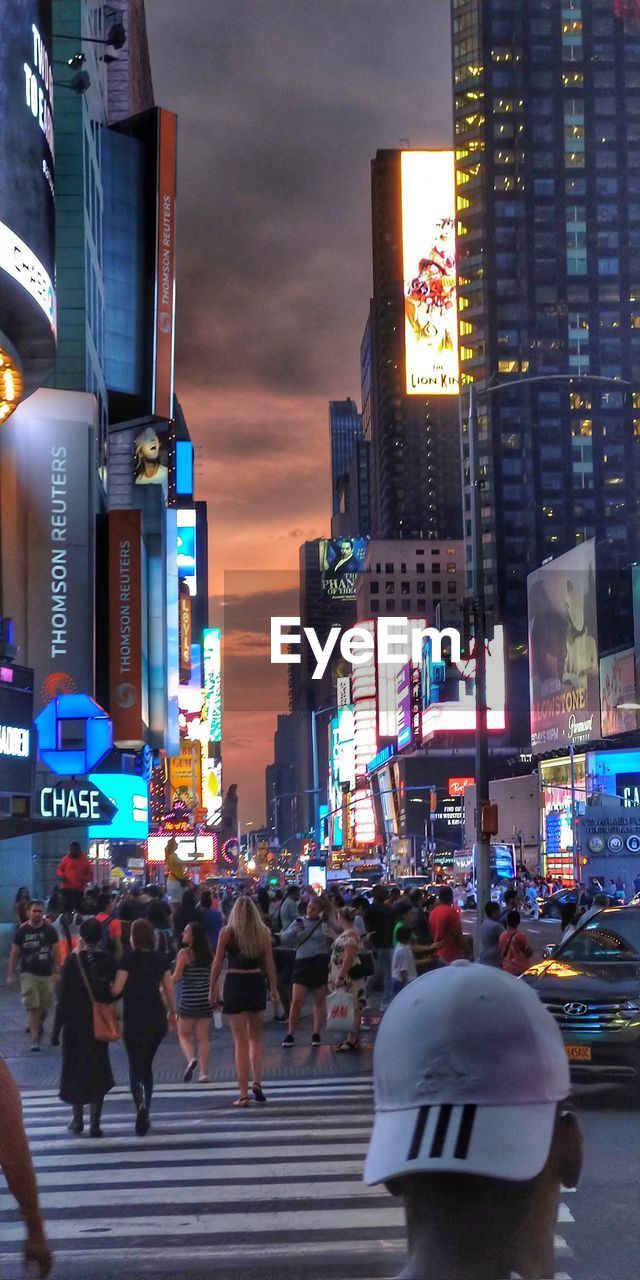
[600,649,639,737]
[319,537,367,599]
[528,540,601,752]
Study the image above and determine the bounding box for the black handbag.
[349,951,375,981]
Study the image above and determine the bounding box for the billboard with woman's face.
[133,425,169,496]
[528,540,601,752]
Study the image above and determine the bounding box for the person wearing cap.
[364,960,582,1280]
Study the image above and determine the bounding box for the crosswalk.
[1,1076,406,1279]
[1,1077,579,1279]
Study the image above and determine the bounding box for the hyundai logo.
[563,1002,589,1016]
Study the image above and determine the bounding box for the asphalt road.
[1,1073,638,1280]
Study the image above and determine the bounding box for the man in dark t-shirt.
[7,902,60,1050]
[365,888,394,1009]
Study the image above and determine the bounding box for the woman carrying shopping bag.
[328,907,366,1051]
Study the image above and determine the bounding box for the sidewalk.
[0,972,376,1092]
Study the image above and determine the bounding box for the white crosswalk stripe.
[1,1077,405,1279]
[0,1078,578,1279]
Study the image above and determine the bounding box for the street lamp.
[467,371,631,942]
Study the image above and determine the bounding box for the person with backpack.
[95,893,122,961]
[146,900,177,963]
[499,910,534,977]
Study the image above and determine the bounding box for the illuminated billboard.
[600,649,638,737]
[168,738,202,817]
[528,540,600,752]
[0,4,56,342]
[319,538,367,600]
[401,151,458,397]
[87,773,150,842]
[153,110,177,419]
[203,628,222,743]
[134,424,169,497]
[176,508,197,595]
[109,509,145,748]
[421,626,506,739]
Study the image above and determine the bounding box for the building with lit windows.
[452,0,640,651]
[366,150,463,542]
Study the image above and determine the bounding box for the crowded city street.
[4,1,640,1278]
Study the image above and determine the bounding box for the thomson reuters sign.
[109,510,144,748]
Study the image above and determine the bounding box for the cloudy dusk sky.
[146,0,452,824]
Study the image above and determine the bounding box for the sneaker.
[311,1033,321,1046]
[30,1044,40,1053]
[281,1033,295,1047]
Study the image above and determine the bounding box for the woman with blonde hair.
[209,896,279,1107]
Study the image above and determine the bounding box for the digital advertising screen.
[401,150,458,397]
[133,424,169,497]
[528,540,601,752]
[600,649,638,737]
[318,537,367,600]
[0,2,55,330]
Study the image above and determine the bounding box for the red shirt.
[429,904,466,964]
[56,853,92,892]
[499,928,533,976]
[96,911,122,942]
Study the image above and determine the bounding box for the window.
[385,581,394,595]
[417,582,426,596]
[448,582,458,595]
[369,582,379,594]
[401,581,411,595]
[416,562,425,574]
[432,563,441,575]
[433,581,442,594]
[371,600,379,613]
[385,563,394,573]
[447,564,457,575]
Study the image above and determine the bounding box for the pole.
[468,385,491,953]
[311,709,320,854]
[569,740,577,887]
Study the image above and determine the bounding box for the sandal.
[233,1095,250,1108]
[336,1038,360,1051]
[252,1082,267,1103]
[183,1058,197,1083]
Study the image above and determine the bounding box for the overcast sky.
[145,0,453,825]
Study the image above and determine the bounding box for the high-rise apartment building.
[329,398,363,515]
[366,150,463,542]
[452,0,640,646]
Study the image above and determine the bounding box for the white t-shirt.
[392,941,417,984]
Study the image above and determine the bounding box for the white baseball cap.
[364,961,569,1186]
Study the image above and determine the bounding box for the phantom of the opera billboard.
[319,538,367,600]
[528,540,601,753]
[401,150,459,397]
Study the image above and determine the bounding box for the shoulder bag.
[76,951,121,1043]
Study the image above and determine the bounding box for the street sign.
[35,694,113,776]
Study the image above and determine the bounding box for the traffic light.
[481,803,498,837]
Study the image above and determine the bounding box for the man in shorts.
[7,901,60,1051]
[365,960,582,1279]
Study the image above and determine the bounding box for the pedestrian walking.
[364,962,582,1280]
[0,1055,52,1276]
[55,841,92,912]
[173,889,203,943]
[428,886,467,964]
[7,900,61,1050]
[280,895,336,1047]
[278,885,301,931]
[174,921,213,1083]
[209,896,279,1107]
[477,900,504,968]
[328,907,365,1051]
[391,923,417,996]
[56,918,117,1137]
[499,910,534,976]
[14,886,30,925]
[198,888,224,951]
[364,886,394,1010]
[146,898,177,962]
[111,918,176,1135]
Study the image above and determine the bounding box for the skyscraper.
[452,0,640,646]
[366,149,463,542]
[329,398,363,516]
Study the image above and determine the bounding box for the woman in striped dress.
[173,921,213,1083]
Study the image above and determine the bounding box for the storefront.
[540,747,640,884]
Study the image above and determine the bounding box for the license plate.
[566,1045,592,1062]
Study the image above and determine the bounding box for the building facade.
[329,398,362,516]
[366,149,463,542]
[452,0,640,644]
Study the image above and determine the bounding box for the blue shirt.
[200,906,223,951]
